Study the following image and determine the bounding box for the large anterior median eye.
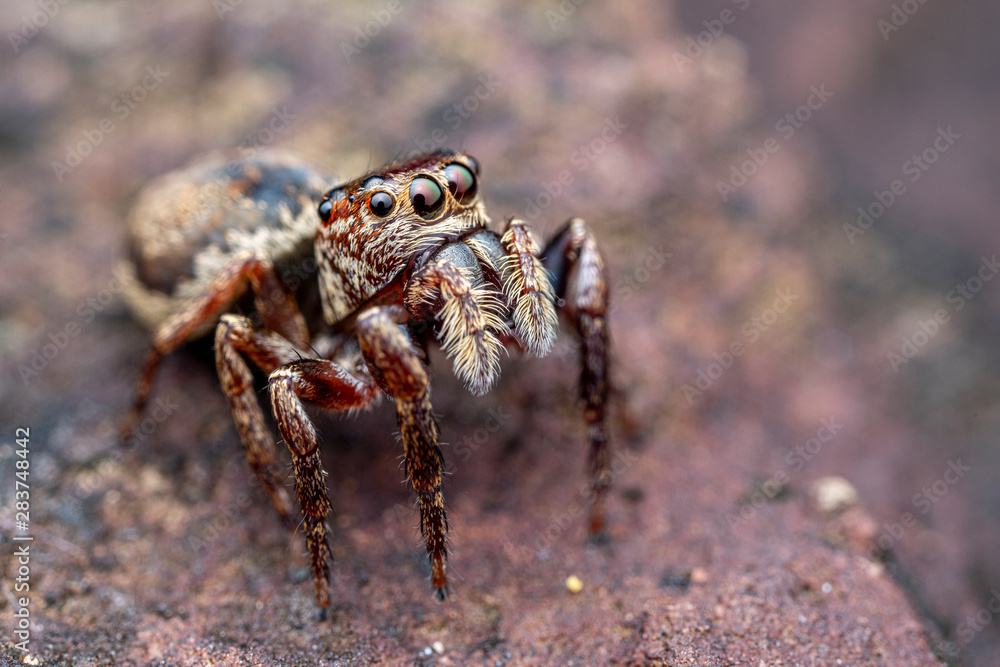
[409,176,444,218]
[369,191,394,217]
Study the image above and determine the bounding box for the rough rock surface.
[0,0,959,664]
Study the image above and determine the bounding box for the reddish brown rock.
[0,1,960,665]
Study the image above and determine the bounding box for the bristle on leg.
[407,259,507,395]
[500,219,558,357]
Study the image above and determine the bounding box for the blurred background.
[0,0,997,664]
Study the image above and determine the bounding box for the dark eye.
[318,188,345,221]
[444,163,478,203]
[369,191,394,217]
[409,176,444,218]
[318,199,334,220]
[465,155,480,175]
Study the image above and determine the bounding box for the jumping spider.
[121,149,611,608]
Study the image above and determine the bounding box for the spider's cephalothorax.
[314,151,557,393]
[123,148,611,609]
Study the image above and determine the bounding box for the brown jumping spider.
[121,149,611,608]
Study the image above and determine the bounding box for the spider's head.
[315,150,489,324]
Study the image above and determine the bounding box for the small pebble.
[432,641,444,654]
[813,476,858,513]
[566,574,584,593]
[690,568,709,584]
[821,582,833,594]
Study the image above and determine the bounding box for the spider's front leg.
[125,252,311,520]
[405,255,507,395]
[123,251,308,437]
[540,218,612,535]
[354,305,450,599]
[268,352,379,608]
[269,304,450,604]
[215,314,311,523]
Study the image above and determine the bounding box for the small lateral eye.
[318,188,345,220]
[465,155,480,175]
[369,191,394,217]
[443,163,478,203]
[409,176,444,218]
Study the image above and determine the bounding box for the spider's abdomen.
[120,151,333,333]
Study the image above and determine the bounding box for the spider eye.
[465,155,480,175]
[444,163,478,204]
[369,191,394,217]
[318,199,333,220]
[318,188,345,221]
[409,176,444,218]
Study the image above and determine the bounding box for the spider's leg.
[123,251,309,438]
[540,218,612,535]
[497,219,558,356]
[269,356,378,608]
[405,257,507,396]
[214,314,315,523]
[355,305,451,599]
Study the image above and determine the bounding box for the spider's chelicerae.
[121,149,611,608]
